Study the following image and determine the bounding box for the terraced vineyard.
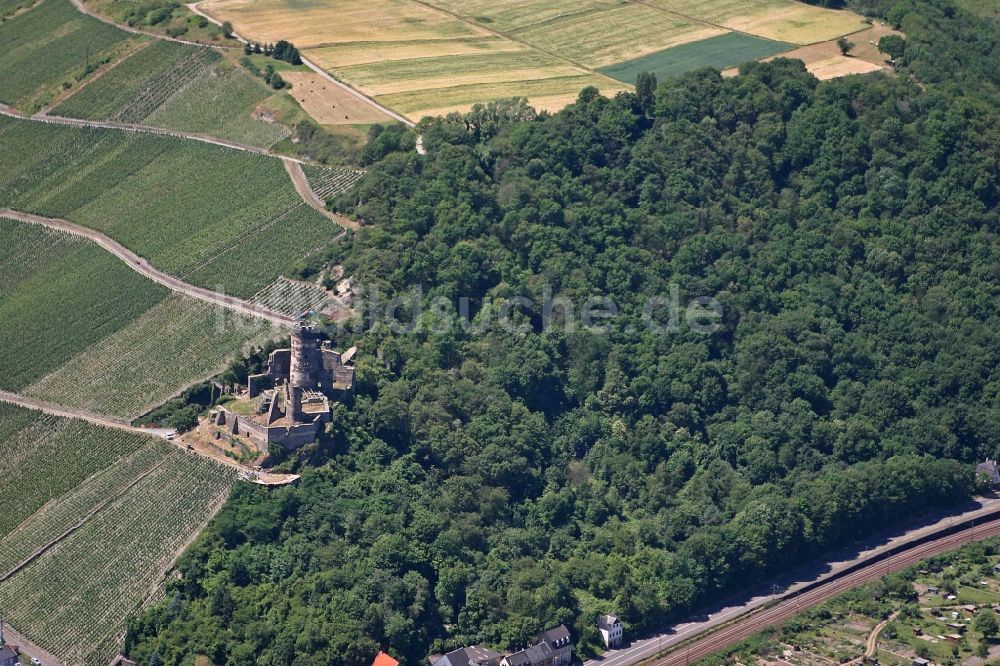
[0,0,135,112]
[0,217,169,390]
[0,404,151,537]
[252,276,329,317]
[0,116,341,297]
[0,219,280,418]
[303,164,366,202]
[0,443,170,576]
[54,40,290,148]
[0,405,237,666]
[24,294,278,419]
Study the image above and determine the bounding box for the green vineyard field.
[0,217,169,390]
[0,219,279,417]
[0,116,341,297]
[0,405,237,666]
[54,40,290,148]
[24,294,278,419]
[0,0,134,111]
[0,404,151,536]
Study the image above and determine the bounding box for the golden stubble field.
[200,0,873,121]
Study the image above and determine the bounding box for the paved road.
[1,209,294,326]
[0,102,309,164]
[586,500,1000,666]
[647,517,1000,666]
[282,159,359,230]
[1,621,63,666]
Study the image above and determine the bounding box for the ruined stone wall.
[268,349,291,380]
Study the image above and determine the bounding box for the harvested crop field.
[600,32,792,83]
[201,0,490,48]
[283,71,394,124]
[509,2,726,68]
[645,0,868,45]
[185,0,873,118]
[377,74,625,118]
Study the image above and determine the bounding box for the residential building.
[536,625,572,666]
[598,614,624,649]
[0,646,17,666]
[431,646,504,666]
[976,459,1000,486]
[435,626,572,666]
[373,652,400,666]
[501,644,551,666]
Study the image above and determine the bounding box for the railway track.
[647,517,1000,666]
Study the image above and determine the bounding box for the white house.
[598,614,623,649]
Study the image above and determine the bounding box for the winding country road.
[0,209,295,326]
[587,503,1000,666]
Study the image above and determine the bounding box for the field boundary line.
[0,451,173,583]
[628,0,877,58]
[283,158,360,230]
[0,209,295,326]
[400,0,626,88]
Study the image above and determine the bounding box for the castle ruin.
[209,322,355,452]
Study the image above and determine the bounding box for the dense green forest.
[126,0,1000,663]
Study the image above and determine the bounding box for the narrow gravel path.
[1,209,295,326]
[282,159,359,230]
[0,102,310,164]
[0,389,139,431]
[69,0,237,48]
